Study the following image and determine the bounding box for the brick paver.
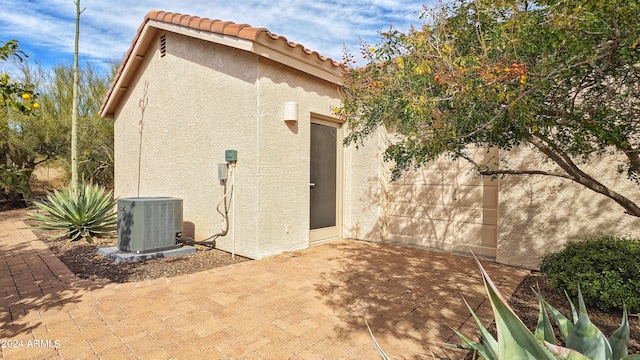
[0,209,529,359]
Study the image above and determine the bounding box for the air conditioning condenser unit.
[117,197,182,253]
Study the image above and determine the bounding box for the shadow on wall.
[385,167,456,249]
[314,240,526,358]
[365,152,497,256]
[182,221,195,239]
[0,211,107,340]
[498,147,640,268]
[346,173,388,242]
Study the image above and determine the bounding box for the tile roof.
[100,10,344,118]
[146,10,342,66]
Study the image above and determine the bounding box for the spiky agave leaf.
[30,183,117,242]
[473,255,556,359]
[541,297,574,341]
[30,187,82,240]
[609,305,630,360]
[533,287,574,341]
[533,286,557,345]
[463,297,498,359]
[565,290,578,324]
[449,328,494,359]
[565,288,612,359]
[543,342,590,359]
[444,297,498,359]
[365,320,390,360]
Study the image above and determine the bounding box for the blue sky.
[1,0,431,75]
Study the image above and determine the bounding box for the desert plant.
[30,183,117,242]
[0,164,30,208]
[368,256,639,359]
[540,237,640,313]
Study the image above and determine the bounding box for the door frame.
[309,113,344,245]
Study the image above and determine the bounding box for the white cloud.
[2,0,431,71]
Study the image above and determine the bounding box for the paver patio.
[0,209,529,359]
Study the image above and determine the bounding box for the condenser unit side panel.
[116,197,182,253]
[144,201,174,251]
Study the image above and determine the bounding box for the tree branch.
[530,136,640,217]
[616,142,640,174]
[478,168,574,180]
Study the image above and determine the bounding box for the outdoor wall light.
[284,102,298,124]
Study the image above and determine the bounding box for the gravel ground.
[34,229,250,283]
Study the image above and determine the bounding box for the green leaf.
[444,296,498,359]
[543,342,591,359]
[29,183,117,242]
[609,305,630,360]
[474,255,555,359]
[534,286,557,344]
[462,297,498,359]
[449,328,495,360]
[542,296,574,341]
[565,288,612,359]
[565,290,578,324]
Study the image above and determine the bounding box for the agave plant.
[446,255,639,359]
[30,183,117,242]
[368,255,639,359]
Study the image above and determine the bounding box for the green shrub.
[30,183,117,242]
[0,164,31,207]
[539,236,640,313]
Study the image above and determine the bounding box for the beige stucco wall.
[381,147,499,258]
[251,58,343,257]
[343,128,388,242]
[497,145,640,268]
[369,139,640,268]
[113,32,260,257]
[112,31,385,259]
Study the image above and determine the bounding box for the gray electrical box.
[225,149,237,162]
[218,163,227,180]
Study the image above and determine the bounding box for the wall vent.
[159,34,167,58]
[117,197,182,253]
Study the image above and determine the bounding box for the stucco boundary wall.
[358,135,640,269]
[497,145,640,268]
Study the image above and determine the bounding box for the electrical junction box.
[225,149,237,162]
[218,163,228,180]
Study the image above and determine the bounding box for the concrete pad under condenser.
[97,245,196,263]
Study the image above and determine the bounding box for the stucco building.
[100,11,640,268]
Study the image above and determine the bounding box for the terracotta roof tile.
[146,10,342,65]
[197,18,214,31]
[178,14,191,27]
[224,23,250,36]
[100,10,344,117]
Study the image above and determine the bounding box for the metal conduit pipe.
[177,165,234,249]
